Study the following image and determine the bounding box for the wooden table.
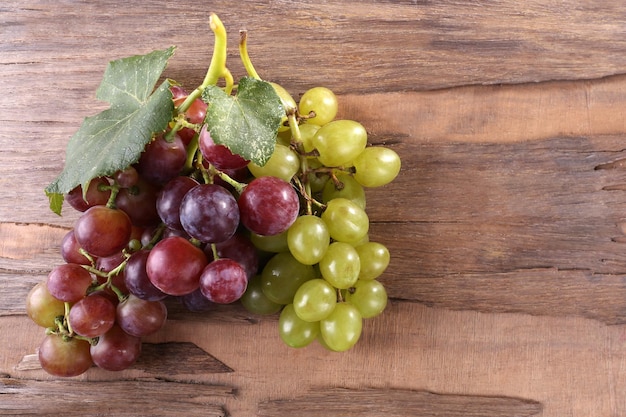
[2,1,626,415]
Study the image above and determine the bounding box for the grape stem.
[239,30,261,80]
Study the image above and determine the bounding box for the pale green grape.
[321,197,369,243]
[276,128,292,147]
[248,143,299,182]
[298,123,321,153]
[261,252,317,305]
[353,146,401,188]
[287,215,330,265]
[240,275,283,315]
[250,230,289,253]
[320,302,362,352]
[344,279,387,318]
[305,158,330,193]
[298,87,338,126]
[322,172,366,209]
[319,242,360,289]
[355,241,390,280]
[278,304,320,348]
[293,278,337,322]
[312,120,367,167]
[271,82,297,132]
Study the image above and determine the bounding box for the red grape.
[68,293,116,338]
[156,176,199,230]
[90,324,141,372]
[39,334,93,377]
[205,233,259,280]
[200,259,248,304]
[116,294,167,337]
[115,179,161,227]
[60,230,92,266]
[198,124,249,170]
[46,263,93,303]
[123,249,167,301]
[65,177,111,212]
[74,205,132,258]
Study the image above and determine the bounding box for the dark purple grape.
[116,294,167,337]
[115,179,161,227]
[136,134,187,185]
[46,263,93,303]
[90,324,141,372]
[65,177,111,212]
[60,230,92,265]
[156,176,199,230]
[68,293,116,338]
[180,288,217,312]
[113,166,139,188]
[198,125,249,170]
[205,233,259,280]
[200,259,248,304]
[179,184,240,243]
[238,176,300,236]
[123,250,167,301]
[39,334,93,377]
[146,236,207,296]
[74,205,132,258]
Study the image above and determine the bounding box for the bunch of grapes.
[26,16,400,377]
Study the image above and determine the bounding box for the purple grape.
[135,134,187,185]
[198,125,249,170]
[68,293,116,338]
[156,176,199,230]
[200,259,248,304]
[123,250,167,301]
[116,294,167,337]
[181,288,217,312]
[204,233,259,280]
[179,184,240,243]
[90,324,141,372]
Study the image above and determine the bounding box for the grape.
[46,263,93,303]
[261,252,317,305]
[179,184,240,243]
[65,177,111,212]
[322,172,366,210]
[113,166,140,188]
[355,242,390,280]
[206,233,259,280]
[270,82,297,132]
[287,215,330,265]
[116,294,167,337]
[199,258,248,304]
[297,123,321,153]
[292,278,337,322]
[319,242,360,289]
[247,143,300,182]
[321,197,369,243]
[90,324,141,372]
[181,288,217,312]
[156,176,199,230]
[249,230,289,253]
[278,304,319,348]
[319,302,362,352]
[135,134,187,185]
[240,274,282,315]
[304,158,329,193]
[39,334,93,377]
[123,250,168,301]
[74,205,132,258]
[68,293,116,338]
[115,179,161,227]
[239,176,300,236]
[353,146,401,188]
[60,230,92,266]
[312,120,367,167]
[199,125,249,170]
[298,86,338,126]
[26,282,65,328]
[146,236,207,296]
[344,279,388,319]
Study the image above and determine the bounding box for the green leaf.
[45,46,176,215]
[202,77,284,166]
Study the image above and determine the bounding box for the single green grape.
[345,279,388,318]
[26,282,66,328]
[355,241,390,280]
[305,158,330,193]
[322,172,366,209]
[261,252,317,305]
[321,197,369,243]
[271,82,297,132]
[320,302,362,352]
[298,86,338,126]
[298,123,321,153]
[312,120,367,167]
[250,230,289,253]
[278,304,320,348]
[353,146,401,188]
[319,242,360,289]
[292,278,337,322]
[287,215,330,265]
[248,143,300,182]
[240,275,283,315]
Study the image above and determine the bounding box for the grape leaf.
[45,46,176,215]
[202,77,284,166]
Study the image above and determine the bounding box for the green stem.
[214,169,245,194]
[104,184,120,209]
[239,30,261,79]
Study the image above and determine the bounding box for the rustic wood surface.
[2,1,626,416]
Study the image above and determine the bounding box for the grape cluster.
[26,81,400,376]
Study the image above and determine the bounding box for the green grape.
[278,304,320,348]
[287,215,330,265]
[26,282,66,328]
[261,252,317,305]
[240,274,283,315]
[312,120,367,167]
[271,82,297,132]
[345,279,387,318]
[248,144,300,182]
[322,172,366,209]
[355,241,390,280]
[293,278,337,322]
[250,230,289,253]
[298,86,338,126]
[321,197,369,243]
[319,242,360,289]
[298,123,321,153]
[276,128,292,147]
[353,146,401,188]
[305,158,330,193]
[320,302,362,352]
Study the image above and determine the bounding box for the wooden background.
[2,1,626,415]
